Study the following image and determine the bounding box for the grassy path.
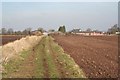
[48,37,70,78]
[48,36,86,78]
[2,36,86,78]
[8,50,35,78]
[2,49,35,78]
[35,36,60,78]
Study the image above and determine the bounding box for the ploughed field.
[0,35,25,46]
[2,36,86,78]
[52,35,118,78]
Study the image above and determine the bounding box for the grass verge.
[35,36,60,78]
[34,39,45,78]
[45,37,60,78]
[49,36,87,78]
[2,49,31,78]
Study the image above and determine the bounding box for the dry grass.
[0,35,44,64]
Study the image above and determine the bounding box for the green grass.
[35,36,60,78]
[2,49,31,78]
[3,36,87,78]
[34,39,45,78]
[44,37,60,78]
[49,36,86,78]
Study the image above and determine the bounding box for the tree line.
[0,24,119,35]
[107,24,120,34]
[0,27,45,35]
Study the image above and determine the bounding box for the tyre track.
[35,37,50,78]
[42,43,50,78]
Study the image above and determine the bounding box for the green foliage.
[35,41,44,78]
[58,25,66,33]
[49,36,86,78]
[2,50,30,78]
[35,37,60,78]
[45,37,60,78]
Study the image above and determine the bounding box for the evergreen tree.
[58,25,66,33]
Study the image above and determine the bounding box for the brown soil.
[43,57,50,78]
[42,44,50,78]
[1,35,25,46]
[52,35,118,78]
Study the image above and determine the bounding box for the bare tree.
[26,27,32,35]
[107,24,119,34]
[1,28,7,35]
[14,31,22,35]
[48,29,55,32]
[86,28,92,32]
[22,28,32,35]
[7,28,14,35]
[37,27,44,33]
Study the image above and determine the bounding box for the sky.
[1,2,118,31]
[1,0,119,2]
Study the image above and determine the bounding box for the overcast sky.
[2,2,118,31]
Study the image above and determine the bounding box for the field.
[2,36,86,78]
[52,35,118,78]
[1,34,118,79]
[0,35,25,46]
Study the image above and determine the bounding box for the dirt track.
[53,35,118,78]
[3,36,86,78]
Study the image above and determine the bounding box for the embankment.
[0,35,44,64]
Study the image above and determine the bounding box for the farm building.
[31,30,43,36]
[49,31,65,36]
[70,29,82,33]
[71,30,105,36]
[115,31,120,35]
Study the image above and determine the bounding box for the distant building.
[71,29,81,33]
[31,30,42,36]
[43,32,49,36]
[115,31,120,35]
[49,31,65,36]
[72,31,105,36]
